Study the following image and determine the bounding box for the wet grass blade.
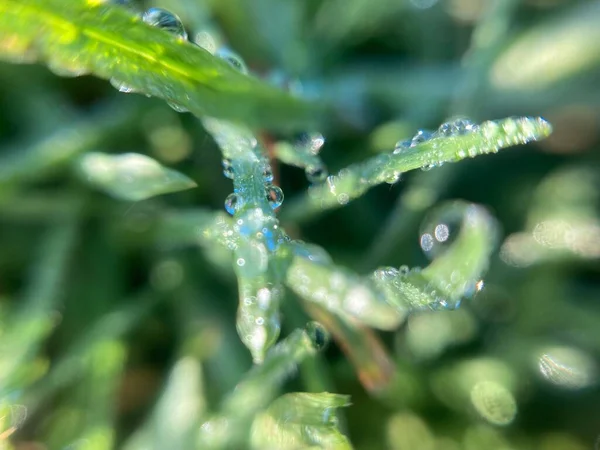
[0,0,326,131]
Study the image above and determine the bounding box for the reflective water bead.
[109,78,136,93]
[263,166,274,183]
[167,101,189,113]
[222,158,235,179]
[266,185,284,209]
[142,8,188,40]
[216,48,248,74]
[305,321,330,351]
[411,129,433,147]
[393,139,411,154]
[224,193,242,215]
[419,201,471,260]
[383,169,402,184]
[306,165,328,183]
[296,132,326,155]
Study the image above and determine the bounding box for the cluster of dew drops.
[110,5,330,216]
[393,118,479,172]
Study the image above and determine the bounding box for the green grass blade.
[283,117,552,222]
[251,392,353,450]
[0,0,326,130]
[76,152,197,201]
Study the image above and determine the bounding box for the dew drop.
[295,132,326,155]
[383,169,402,184]
[266,185,284,209]
[393,139,411,154]
[167,101,189,113]
[225,193,242,215]
[305,321,330,351]
[411,129,433,147]
[142,8,188,40]
[337,193,350,205]
[419,202,472,260]
[109,78,136,93]
[373,266,400,282]
[263,165,274,183]
[236,258,246,267]
[222,158,235,179]
[306,165,328,183]
[436,118,477,137]
[216,48,248,74]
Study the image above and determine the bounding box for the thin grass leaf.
[491,1,600,91]
[0,0,326,130]
[77,152,197,201]
[283,117,552,222]
[198,327,324,449]
[251,392,352,450]
[0,101,135,195]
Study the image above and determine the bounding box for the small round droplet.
[266,185,284,209]
[393,139,411,154]
[109,78,136,93]
[142,8,188,40]
[167,101,189,113]
[337,193,350,205]
[236,258,246,267]
[216,48,248,74]
[263,166,274,183]
[306,165,327,183]
[419,201,485,260]
[305,321,330,351]
[295,132,325,155]
[225,193,242,215]
[383,169,402,184]
[411,129,432,147]
[222,159,235,179]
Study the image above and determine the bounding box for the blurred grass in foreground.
[0,0,599,449]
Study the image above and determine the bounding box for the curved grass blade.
[0,0,326,131]
[283,117,552,222]
[76,152,196,201]
[251,392,352,450]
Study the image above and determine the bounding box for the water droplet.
[337,193,350,205]
[383,169,402,184]
[263,165,274,182]
[109,78,136,93]
[436,118,477,137]
[222,159,235,179]
[142,8,188,40]
[216,48,248,74]
[266,185,284,209]
[373,266,400,282]
[295,132,326,155]
[225,193,242,215]
[305,321,330,351]
[306,165,328,183]
[236,258,246,267]
[194,31,218,54]
[411,129,433,147]
[167,101,189,113]
[419,202,472,260]
[393,139,411,154]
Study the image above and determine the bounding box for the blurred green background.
[1,0,599,448]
